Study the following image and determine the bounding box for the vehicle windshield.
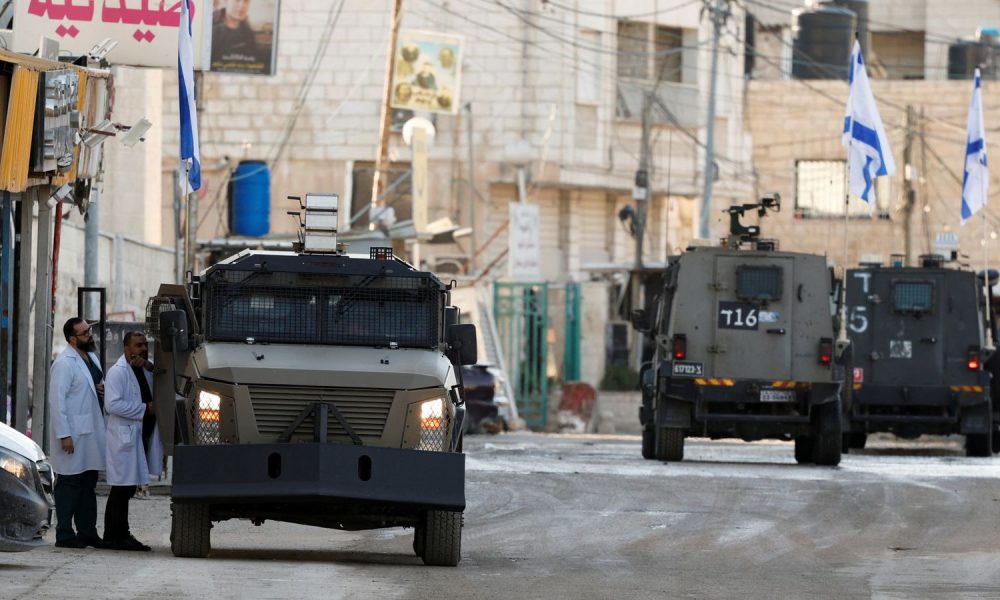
[203,270,442,347]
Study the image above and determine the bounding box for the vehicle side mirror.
[159,310,189,353]
[630,309,651,333]
[448,323,478,366]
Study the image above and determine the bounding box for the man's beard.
[80,339,97,352]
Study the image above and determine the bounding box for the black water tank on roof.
[822,0,870,59]
[948,40,989,79]
[793,4,857,79]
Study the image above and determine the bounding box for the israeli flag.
[961,69,988,225]
[842,40,895,204]
[178,0,201,192]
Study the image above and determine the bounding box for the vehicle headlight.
[194,390,222,445]
[197,390,222,422]
[420,398,445,430]
[0,447,34,486]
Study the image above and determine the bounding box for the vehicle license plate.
[759,389,795,403]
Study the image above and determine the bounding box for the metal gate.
[494,282,549,428]
[564,282,581,382]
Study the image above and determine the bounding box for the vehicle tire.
[421,510,462,566]
[812,400,842,466]
[848,432,867,450]
[654,427,684,461]
[412,525,425,558]
[966,430,993,457]
[794,436,814,464]
[993,428,1000,455]
[171,502,211,558]
[641,426,655,460]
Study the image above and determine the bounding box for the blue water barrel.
[230,160,270,237]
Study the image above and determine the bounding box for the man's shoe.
[78,535,104,549]
[54,538,87,549]
[106,535,151,552]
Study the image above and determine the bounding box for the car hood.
[0,421,45,462]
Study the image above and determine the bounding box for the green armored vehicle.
[148,193,477,566]
[634,195,843,465]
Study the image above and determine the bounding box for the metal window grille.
[737,266,783,301]
[894,281,934,312]
[203,270,442,348]
[795,160,891,217]
[416,415,450,452]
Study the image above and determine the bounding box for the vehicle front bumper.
[172,442,465,511]
[0,472,51,552]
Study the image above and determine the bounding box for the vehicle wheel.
[421,510,462,566]
[966,430,993,457]
[171,502,211,558]
[841,434,851,455]
[848,432,867,450]
[812,400,842,466]
[794,436,814,464]
[654,427,684,462]
[412,525,425,558]
[993,428,1000,455]
[641,427,655,460]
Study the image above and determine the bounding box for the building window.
[577,29,602,104]
[616,21,683,83]
[795,160,891,217]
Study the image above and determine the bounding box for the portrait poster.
[391,29,463,115]
[209,0,279,75]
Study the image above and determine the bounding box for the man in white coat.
[48,317,106,549]
[103,331,162,551]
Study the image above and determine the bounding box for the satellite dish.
[402,117,436,145]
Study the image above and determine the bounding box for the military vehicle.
[147,193,478,565]
[633,194,843,465]
[842,256,998,456]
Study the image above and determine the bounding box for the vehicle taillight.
[672,335,687,360]
[818,338,833,365]
[967,348,981,371]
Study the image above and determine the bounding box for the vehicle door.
[874,273,943,386]
[711,255,793,381]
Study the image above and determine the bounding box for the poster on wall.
[12,0,212,69]
[390,29,463,115]
[209,0,279,75]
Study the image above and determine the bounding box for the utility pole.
[902,105,915,266]
[465,102,477,274]
[84,175,100,317]
[631,93,653,372]
[699,0,728,240]
[370,0,403,231]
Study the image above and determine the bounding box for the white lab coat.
[104,354,163,486]
[47,346,107,475]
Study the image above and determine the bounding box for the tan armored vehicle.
[633,195,843,465]
[148,193,477,565]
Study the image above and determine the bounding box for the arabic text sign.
[509,203,541,281]
[13,0,212,69]
[391,29,463,115]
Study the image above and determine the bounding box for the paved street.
[4,433,1000,600]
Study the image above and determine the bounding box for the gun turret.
[723,193,780,249]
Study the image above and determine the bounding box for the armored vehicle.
[842,256,998,456]
[634,195,843,465]
[148,193,477,565]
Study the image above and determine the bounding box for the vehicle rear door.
[873,273,943,386]
[711,255,793,381]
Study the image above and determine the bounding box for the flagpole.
[838,143,850,347]
[983,179,994,351]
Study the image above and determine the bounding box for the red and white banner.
[13,0,212,69]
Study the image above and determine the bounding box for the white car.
[0,422,53,551]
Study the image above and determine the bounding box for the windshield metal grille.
[204,271,442,347]
[247,385,396,441]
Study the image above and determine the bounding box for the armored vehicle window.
[203,270,442,348]
[893,281,934,313]
[736,266,782,301]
